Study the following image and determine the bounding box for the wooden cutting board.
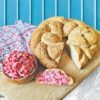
[0,33,100,100]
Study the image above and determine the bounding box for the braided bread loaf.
[30,17,98,69]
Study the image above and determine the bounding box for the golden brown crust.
[30,17,98,69]
[47,42,64,59]
[41,32,61,45]
[35,42,58,68]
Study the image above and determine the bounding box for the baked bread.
[30,17,98,69]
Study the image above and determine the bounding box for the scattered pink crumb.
[36,69,73,86]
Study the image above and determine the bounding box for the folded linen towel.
[0,20,36,71]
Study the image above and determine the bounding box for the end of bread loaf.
[68,45,88,69]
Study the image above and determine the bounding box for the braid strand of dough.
[30,17,98,69]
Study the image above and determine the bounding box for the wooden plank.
[31,0,42,26]
[83,0,94,27]
[19,0,30,23]
[0,0,5,26]
[6,0,17,25]
[96,0,100,30]
[44,0,55,19]
[57,0,68,18]
[0,51,100,100]
[70,0,81,20]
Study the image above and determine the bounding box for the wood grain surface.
[0,32,100,100]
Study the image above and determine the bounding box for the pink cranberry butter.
[36,69,73,86]
[2,50,37,79]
